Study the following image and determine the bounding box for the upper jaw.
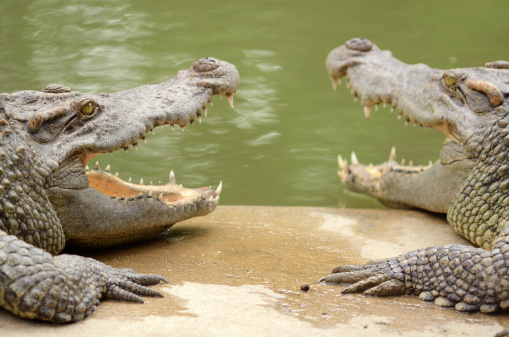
[52,57,239,163]
[326,38,489,143]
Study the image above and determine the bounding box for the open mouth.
[83,96,233,208]
[334,76,442,179]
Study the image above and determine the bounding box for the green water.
[1,1,508,208]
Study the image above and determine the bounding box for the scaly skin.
[320,38,509,313]
[0,57,239,322]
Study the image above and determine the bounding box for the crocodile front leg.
[319,226,509,313]
[0,230,167,323]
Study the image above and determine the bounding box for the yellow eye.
[75,99,99,116]
[82,102,94,115]
[444,74,455,87]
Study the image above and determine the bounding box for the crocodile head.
[327,38,509,213]
[1,57,239,250]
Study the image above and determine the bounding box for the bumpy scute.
[0,57,239,322]
[321,39,509,314]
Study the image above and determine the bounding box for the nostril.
[193,58,219,72]
[345,38,373,52]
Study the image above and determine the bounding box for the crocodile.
[319,38,509,313]
[0,57,239,323]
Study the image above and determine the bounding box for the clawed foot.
[318,258,405,296]
[100,264,169,303]
[48,255,169,322]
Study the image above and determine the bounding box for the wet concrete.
[1,206,508,336]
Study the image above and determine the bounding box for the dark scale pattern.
[0,119,64,254]
[448,114,509,250]
[0,57,239,323]
[0,117,168,322]
[321,37,509,313]
[322,113,509,313]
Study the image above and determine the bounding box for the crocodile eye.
[443,73,456,87]
[82,102,94,115]
[74,99,99,117]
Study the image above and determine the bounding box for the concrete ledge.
[0,206,506,336]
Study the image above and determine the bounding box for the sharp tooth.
[389,146,397,161]
[151,129,155,135]
[190,118,195,125]
[109,151,113,155]
[170,170,176,183]
[409,160,413,166]
[85,165,90,171]
[115,172,119,177]
[401,159,405,165]
[215,181,223,195]
[331,77,340,91]
[390,106,395,113]
[226,94,234,108]
[128,177,132,183]
[94,161,100,170]
[158,181,162,185]
[198,115,202,124]
[150,181,153,186]
[141,136,147,144]
[338,155,348,170]
[180,125,185,131]
[364,105,372,120]
[133,143,138,150]
[354,96,358,102]
[148,190,153,197]
[171,124,174,130]
[351,152,359,165]
[120,196,125,200]
[398,113,402,120]
[405,119,410,126]
[123,147,129,152]
[347,82,351,89]
[105,164,111,172]
[204,107,208,117]
[158,193,163,201]
[383,103,387,108]
[375,104,379,111]
[209,100,213,107]
[140,178,144,185]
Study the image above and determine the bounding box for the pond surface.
[1,0,508,208]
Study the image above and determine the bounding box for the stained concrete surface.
[1,205,508,336]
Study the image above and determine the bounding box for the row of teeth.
[86,161,223,202]
[338,147,433,173]
[104,94,235,154]
[332,77,427,127]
